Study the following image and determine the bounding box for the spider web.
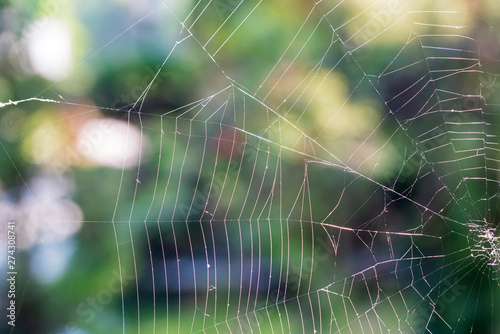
[3,0,500,333]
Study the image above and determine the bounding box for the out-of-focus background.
[1,0,500,333]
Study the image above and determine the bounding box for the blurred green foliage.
[1,0,500,333]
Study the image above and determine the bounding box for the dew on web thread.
[469,219,500,280]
